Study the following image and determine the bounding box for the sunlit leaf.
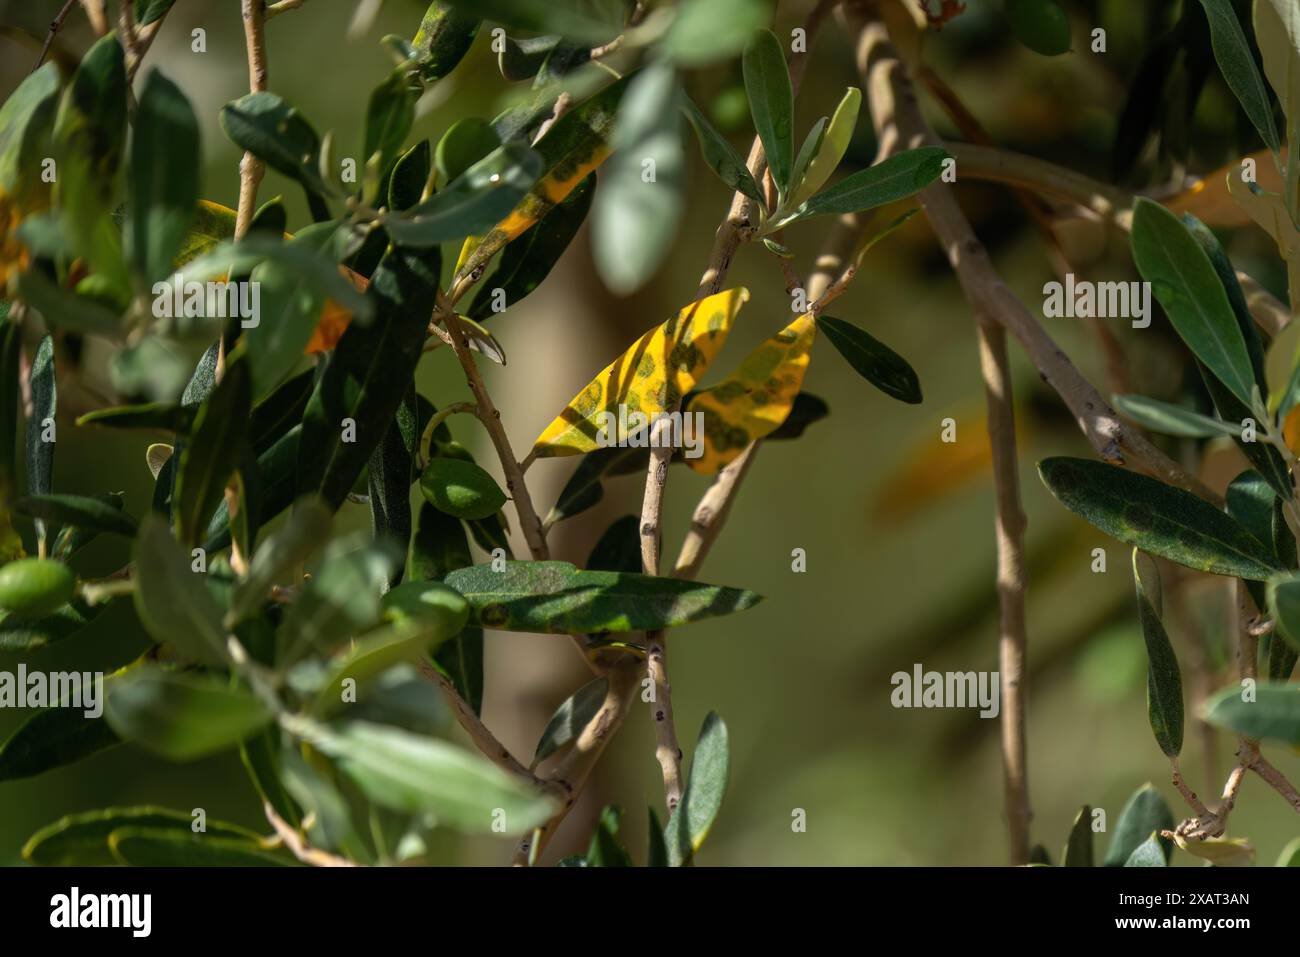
[532,287,748,457]
[664,711,730,866]
[1038,457,1281,580]
[443,561,762,633]
[687,313,815,474]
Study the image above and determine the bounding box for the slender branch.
[512,659,641,865]
[940,142,1291,336]
[974,314,1031,865]
[674,443,759,579]
[438,300,550,563]
[415,659,563,796]
[263,801,357,867]
[852,8,1219,505]
[33,0,77,72]
[234,1,269,243]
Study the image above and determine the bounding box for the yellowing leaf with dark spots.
[174,200,368,354]
[173,199,238,265]
[454,76,630,284]
[686,313,816,474]
[532,287,749,458]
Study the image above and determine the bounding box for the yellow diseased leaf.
[174,200,239,266]
[455,142,611,281]
[685,312,817,475]
[532,288,750,458]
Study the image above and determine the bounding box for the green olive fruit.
[0,558,76,616]
[419,457,507,520]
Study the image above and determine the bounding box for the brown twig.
[416,659,564,796]
[234,0,269,245]
[437,298,550,564]
[939,141,1291,337]
[974,312,1032,865]
[851,7,1219,505]
[263,801,358,867]
[33,0,77,72]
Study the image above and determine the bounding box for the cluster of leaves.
[1038,0,1300,853]
[0,0,952,866]
[1036,783,1298,868]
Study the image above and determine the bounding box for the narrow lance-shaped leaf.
[1037,457,1281,580]
[743,29,793,198]
[1061,805,1094,867]
[0,686,121,781]
[362,68,416,203]
[130,68,200,285]
[219,92,333,196]
[679,95,763,205]
[1104,783,1174,866]
[1132,550,1184,757]
[591,63,685,295]
[25,335,55,546]
[1130,198,1256,407]
[773,148,948,228]
[1195,0,1281,154]
[133,514,228,667]
[532,676,609,767]
[532,288,748,457]
[410,2,481,83]
[1111,392,1237,439]
[664,711,730,866]
[1123,834,1168,867]
[454,75,631,282]
[104,667,273,761]
[1267,573,1300,653]
[816,315,921,404]
[51,34,130,297]
[293,718,557,832]
[786,87,861,211]
[1204,682,1300,744]
[16,494,137,538]
[1255,0,1300,223]
[107,828,296,867]
[296,244,441,509]
[173,353,251,546]
[687,313,816,474]
[23,807,261,866]
[467,172,594,319]
[0,64,61,285]
[381,140,543,247]
[443,561,762,634]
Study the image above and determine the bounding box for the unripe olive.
[1007,0,1071,56]
[0,558,76,617]
[419,457,507,520]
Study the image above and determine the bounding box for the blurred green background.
[1,0,1297,866]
